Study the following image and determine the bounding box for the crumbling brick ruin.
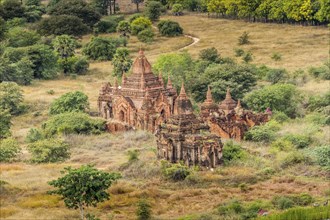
[98,50,269,167]
[201,87,270,141]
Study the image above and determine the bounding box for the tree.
[53,35,78,74]
[6,27,41,47]
[137,28,154,42]
[47,0,101,27]
[0,137,21,162]
[112,48,133,77]
[38,15,89,36]
[0,57,34,85]
[0,17,6,40]
[132,0,145,12]
[48,165,121,220]
[145,1,163,21]
[199,47,220,63]
[27,139,70,163]
[157,20,183,37]
[49,91,89,115]
[117,20,131,46]
[266,68,288,84]
[172,3,184,15]
[0,109,11,139]
[0,82,24,115]
[315,0,330,23]
[131,17,152,35]
[83,37,121,61]
[191,63,257,102]
[207,0,226,17]
[0,0,25,20]
[244,84,301,117]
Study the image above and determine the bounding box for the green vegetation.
[0,138,21,162]
[222,141,245,165]
[136,199,152,220]
[145,1,163,21]
[49,91,89,115]
[48,165,121,220]
[131,17,152,35]
[157,20,183,37]
[83,37,122,61]
[112,48,133,77]
[161,161,190,181]
[27,139,70,163]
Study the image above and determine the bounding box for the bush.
[161,161,190,181]
[145,1,163,21]
[293,193,314,206]
[271,139,294,151]
[199,47,220,63]
[49,91,89,115]
[131,17,152,35]
[242,51,253,63]
[172,3,184,15]
[0,0,25,20]
[27,139,70,163]
[0,82,24,115]
[0,57,34,85]
[25,128,44,143]
[6,27,40,47]
[305,112,330,126]
[38,15,89,36]
[83,37,121,61]
[222,141,244,165]
[136,199,151,220]
[234,48,245,57]
[272,111,289,123]
[280,151,311,168]
[128,13,144,23]
[42,112,106,137]
[272,196,294,210]
[244,84,301,118]
[58,56,89,75]
[283,134,312,149]
[0,138,21,162]
[94,15,124,33]
[127,149,139,162]
[238,31,250,45]
[309,62,330,80]
[313,145,330,170]
[271,52,282,61]
[266,68,288,84]
[307,92,330,113]
[157,20,183,37]
[137,28,154,43]
[245,122,279,143]
[218,200,243,215]
[0,110,11,139]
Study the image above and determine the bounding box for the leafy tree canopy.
[49,91,89,115]
[0,82,24,115]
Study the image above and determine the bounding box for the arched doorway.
[119,110,125,122]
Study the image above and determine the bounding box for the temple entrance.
[119,110,125,122]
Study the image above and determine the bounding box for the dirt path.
[179,34,200,50]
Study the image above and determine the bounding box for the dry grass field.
[1,14,329,220]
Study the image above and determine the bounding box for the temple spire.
[167,76,173,89]
[114,78,118,88]
[225,87,232,99]
[236,99,242,108]
[140,72,145,89]
[206,85,213,102]
[159,72,164,88]
[179,82,187,99]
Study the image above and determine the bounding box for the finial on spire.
[236,99,242,108]
[206,85,213,101]
[226,87,232,99]
[139,46,144,55]
[179,82,187,99]
[167,76,173,89]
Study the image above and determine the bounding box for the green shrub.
[292,193,314,206]
[271,139,294,151]
[58,56,89,75]
[307,92,330,113]
[137,28,154,43]
[308,63,330,80]
[161,161,190,181]
[305,112,329,125]
[136,199,151,220]
[272,196,294,210]
[265,68,288,84]
[172,3,184,15]
[283,134,312,149]
[127,149,139,162]
[244,122,279,143]
[272,111,289,123]
[49,91,89,115]
[222,141,245,165]
[0,82,24,115]
[313,145,330,170]
[234,48,245,57]
[83,37,121,61]
[0,109,11,139]
[238,31,250,45]
[218,200,243,215]
[157,20,183,37]
[271,52,282,61]
[94,20,116,33]
[280,151,311,168]
[42,112,106,137]
[128,13,144,23]
[199,47,220,63]
[25,128,44,143]
[0,138,21,162]
[27,139,70,163]
[131,17,152,35]
[38,15,89,36]
[242,51,253,63]
[6,27,40,47]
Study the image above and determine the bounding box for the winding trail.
[179,34,200,51]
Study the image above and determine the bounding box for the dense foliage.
[244,84,301,117]
[49,91,89,115]
[83,37,122,61]
[27,139,70,163]
[0,82,24,115]
[0,137,21,162]
[145,1,163,21]
[42,112,106,137]
[131,17,152,35]
[136,199,152,220]
[157,20,183,37]
[222,141,245,165]
[112,48,133,77]
[48,165,121,219]
[0,109,11,139]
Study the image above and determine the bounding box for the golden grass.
[162,14,329,71]
[18,194,62,209]
[0,207,18,219]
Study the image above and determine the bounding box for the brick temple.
[98,50,269,167]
